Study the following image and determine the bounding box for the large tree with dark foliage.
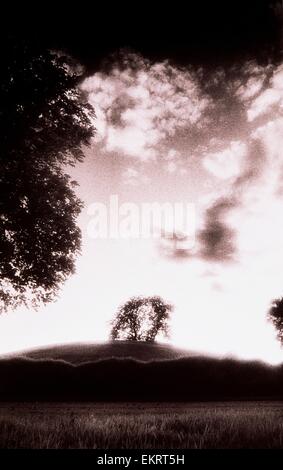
[0,38,94,311]
[268,297,283,345]
[110,296,172,342]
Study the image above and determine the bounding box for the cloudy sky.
[2,49,283,363]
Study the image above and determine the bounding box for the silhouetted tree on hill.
[110,296,172,342]
[0,38,94,311]
[268,297,283,345]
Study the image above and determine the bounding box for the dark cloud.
[198,198,238,263]
[234,139,266,189]
[158,232,193,261]
[158,138,267,264]
[195,141,266,264]
[158,199,237,263]
[159,246,193,261]
[108,95,136,127]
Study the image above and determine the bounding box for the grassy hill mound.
[2,341,196,364]
[0,353,282,401]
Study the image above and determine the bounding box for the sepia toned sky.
[2,47,283,363]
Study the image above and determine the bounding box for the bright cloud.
[202,141,247,180]
[81,53,211,160]
[247,88,282,121]
[236,76,265,101]
[166,162,177,174]
[234,61,267,102]
[165,149,181,161]
[123,167,150,186]
[245,63,283,121]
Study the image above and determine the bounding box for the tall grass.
[0,402,282,448]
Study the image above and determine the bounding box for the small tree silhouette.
[268,297,283,344]
[110,296,172,342]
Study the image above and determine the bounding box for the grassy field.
[0,402,282,448]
